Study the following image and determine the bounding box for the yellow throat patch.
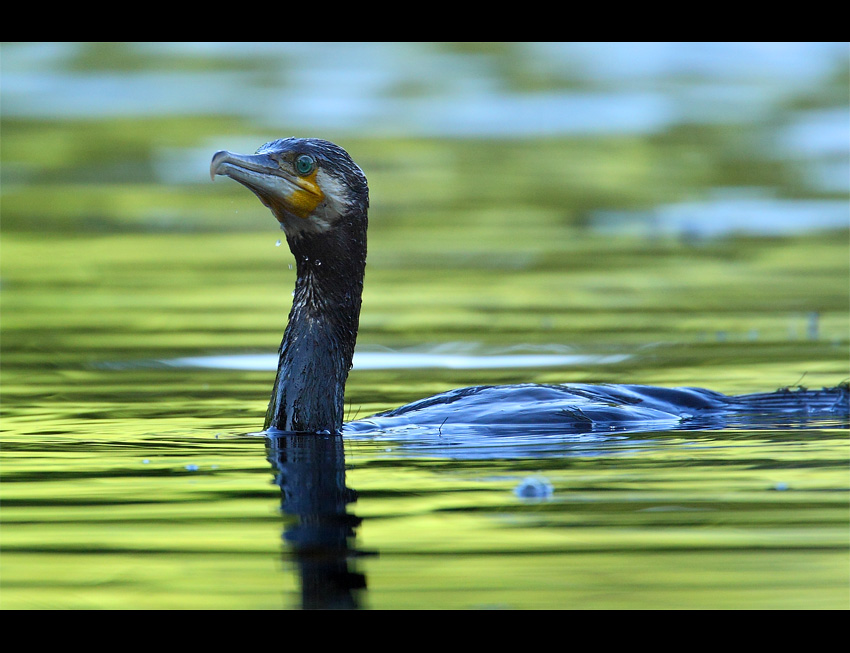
[287,169,325,219]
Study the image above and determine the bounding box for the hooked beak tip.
[210,150,229,181]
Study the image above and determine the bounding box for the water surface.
[1,42,848,609]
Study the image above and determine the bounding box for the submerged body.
[346,382,849,436]
[211,138,849,435]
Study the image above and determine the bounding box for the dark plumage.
[212,138,849,436]
[212,138,367,433]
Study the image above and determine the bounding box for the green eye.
[295,154,315,175]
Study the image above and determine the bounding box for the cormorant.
[211,138,366,433]
[211,138,848,436]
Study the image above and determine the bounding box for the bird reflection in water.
[265,433,369,609]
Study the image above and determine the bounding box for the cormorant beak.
[210,150,323,222]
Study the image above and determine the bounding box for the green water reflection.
[1,43,848,609]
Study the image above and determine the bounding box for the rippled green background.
[1,43,848,609]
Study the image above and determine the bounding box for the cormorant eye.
[294,154,316,175]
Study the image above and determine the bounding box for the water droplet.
[288,264,293,270]
[807,311,819,340]
[185,464,199,472]
[315,259,322,266]
[514,476,553,501]
[275,239,281,247]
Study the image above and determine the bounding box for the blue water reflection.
[3,42,846,141]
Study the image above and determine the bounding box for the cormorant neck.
[264,213,366,434]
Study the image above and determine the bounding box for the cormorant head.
[210,138,368,237]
